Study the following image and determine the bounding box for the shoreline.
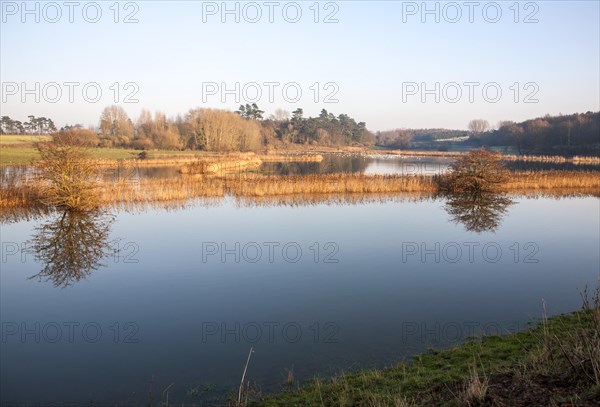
[2,146,600,167]
[251,298,600,406]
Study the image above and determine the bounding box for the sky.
[1,0,599,131]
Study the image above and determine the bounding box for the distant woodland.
[2,108,598,155]
[375,112,599,155]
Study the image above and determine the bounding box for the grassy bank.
[0,146,207,165]
[250,291,600,407]
[3,139,599,167]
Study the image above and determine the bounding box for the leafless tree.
[99,105,134,142]
[35,142,101,210]
[441,148,507,194]
[468,119,490,136]
[272,109,291,122]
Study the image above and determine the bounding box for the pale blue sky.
[1,0,599,130]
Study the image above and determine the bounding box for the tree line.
[375,128,470,149]
[47,104,375,151]
[474,112,600,154]
[374,112,599,155]
[0,115,56,135]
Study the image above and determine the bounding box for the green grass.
[0,146,208,165]
[250,305,600,407]
[0,147,41,164]
[0,134,52,145]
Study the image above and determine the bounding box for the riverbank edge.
[2,146,600,166]
[249,302,600,407]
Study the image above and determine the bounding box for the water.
[2,154,598,188]
[1,194,599,405]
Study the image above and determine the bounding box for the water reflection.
[26,210,116,287]
[259,154,370,175]
[444,192,514,233]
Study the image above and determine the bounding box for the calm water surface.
[1,194,599,404]
[2,154,599,186]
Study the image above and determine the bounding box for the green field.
[0,144,208,165]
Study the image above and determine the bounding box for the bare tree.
[468,119,490,136]
[99,105,134,141]
[35,142,101,210]
[441,148,507,194]
[52,128,99,147]
[272,109,291,122]
[185,108,262,151]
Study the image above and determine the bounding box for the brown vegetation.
[501,171,600,191]
[2,170,598,214]
[440,149,507,193]
[34,143,101,211]
[52,128,100,147]
[179,153,263,175]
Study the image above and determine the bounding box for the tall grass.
[226,173,438,196]
[180,154,262,174]
[1,170,598,213]
[501,170,600,191]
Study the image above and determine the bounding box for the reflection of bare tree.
[27,210,115,287]
[444,192,513,233]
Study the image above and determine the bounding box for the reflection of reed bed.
[503,155,600,164]
[509,190,600,199]
[502,171,600,191]
[232,191,435,207]
[108,196,224,213]
[0,204,53,223]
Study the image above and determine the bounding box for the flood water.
[1,191,599,405]
[2,154,599,188]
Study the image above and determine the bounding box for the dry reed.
[501,171,600,191]
[1,170,598,213]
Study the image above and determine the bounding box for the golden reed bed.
[92,152,323,169]
[1,171,599,212]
